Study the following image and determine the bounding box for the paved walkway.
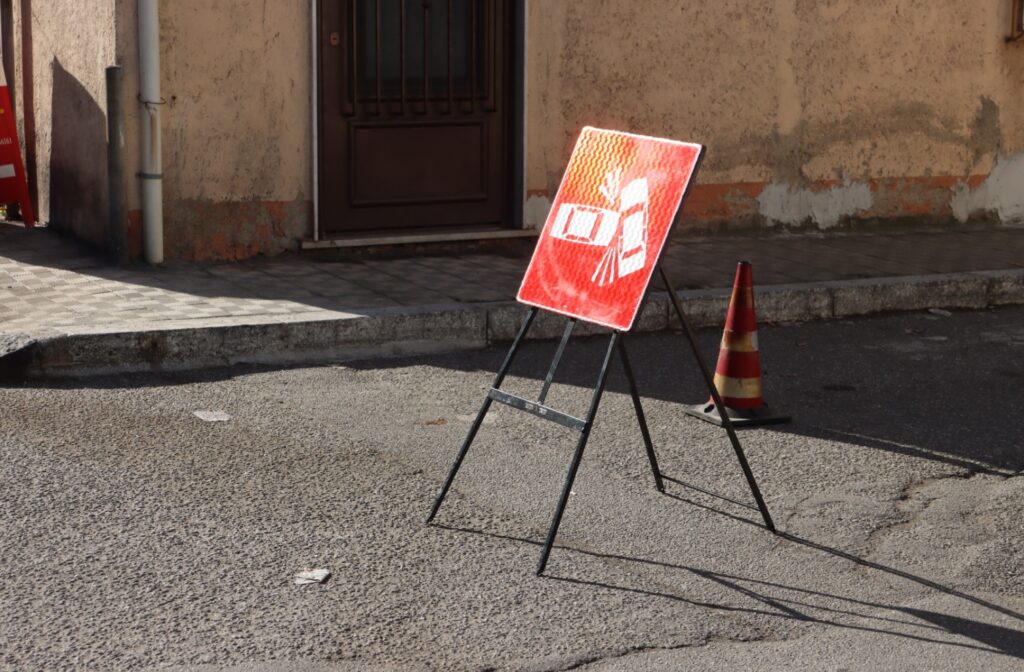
[2,223,1023,376]
[3,224,1023,337]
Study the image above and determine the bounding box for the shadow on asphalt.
[12,308,1022,480]
[435,513,1024,660]
[0,363,278,390]
[764,424,1015,478]
[344,310,1024,478]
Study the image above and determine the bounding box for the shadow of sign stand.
[427,127,777,575]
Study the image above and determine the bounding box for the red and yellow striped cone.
[685,261,790,427]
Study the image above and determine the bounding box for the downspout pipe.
[311,0,319,241]
[106,66,126,263]
[138,0,163,264]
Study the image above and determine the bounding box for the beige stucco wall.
[13,0,117,247]
[525,0,1024,231]
[116,0,313,260]
[18,1,1024,260]
[12,0,312,260]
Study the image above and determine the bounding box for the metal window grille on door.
[346,0,495,116]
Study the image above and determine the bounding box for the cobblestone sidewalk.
[2,224,1024,338]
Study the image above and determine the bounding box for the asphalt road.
[1,306,1023,671]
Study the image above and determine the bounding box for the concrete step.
[2,269,1021,378]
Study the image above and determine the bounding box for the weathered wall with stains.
[115,0,313,261]
[525,0,1024,232]
[12,0,117,247]
[21,1,1024,260]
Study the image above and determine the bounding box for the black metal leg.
[660,268,776,533]
[427,308,538,524]
[618,336,665,492]
[538,319,576,404]
[536,332,620,575]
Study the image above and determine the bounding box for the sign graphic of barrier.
[518,127,702,331]
[0,69,34,227]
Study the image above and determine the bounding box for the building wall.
[16,1,1024,261]
[13,0,117,248]
[525,0,1024,232]
[12,0,312,261]
[116,0,314,261]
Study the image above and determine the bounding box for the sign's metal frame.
[427,146,777,576]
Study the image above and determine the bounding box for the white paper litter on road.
[928,308,952,317]
[193,410,231,422]
[294,569,331,585]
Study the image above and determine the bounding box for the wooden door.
[319,0,512,234]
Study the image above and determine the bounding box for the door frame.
[310,0,526,242]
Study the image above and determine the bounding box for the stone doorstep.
[9,269,1024,378]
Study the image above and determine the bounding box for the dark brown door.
[319,0,511,234]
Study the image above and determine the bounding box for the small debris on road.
[193,410,231,422]
[904,327,924,335]
[425,418,447,426]
[928,308,952,317]
[294,569,331,585]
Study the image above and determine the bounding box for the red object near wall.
[517,127,703,331]
[712,261,764,409]
[0,72,34,227]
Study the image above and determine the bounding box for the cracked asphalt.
[1,306,1023,671]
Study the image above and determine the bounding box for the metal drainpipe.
[106,66,126,263]
[138,0,163,264]
[310,0,319,241]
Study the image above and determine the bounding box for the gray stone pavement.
[1,223,1024,376]
[1,307,1023,670]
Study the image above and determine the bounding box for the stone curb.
[7,269,1023,378]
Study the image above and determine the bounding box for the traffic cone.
[685,261,790,428]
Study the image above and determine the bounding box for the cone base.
[685,402,791,428]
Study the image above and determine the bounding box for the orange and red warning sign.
[0,70,33,227]
[517,127,703,331]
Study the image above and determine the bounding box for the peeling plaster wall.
[12,0,117,248]
[116,0,313,261]
[952,153,1024,224]
[526,0,1024,232]
[757,181,873,229]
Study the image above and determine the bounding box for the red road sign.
[0,71,34,227]
[517,127,703,331]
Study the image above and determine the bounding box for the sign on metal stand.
[427,127,777,575]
